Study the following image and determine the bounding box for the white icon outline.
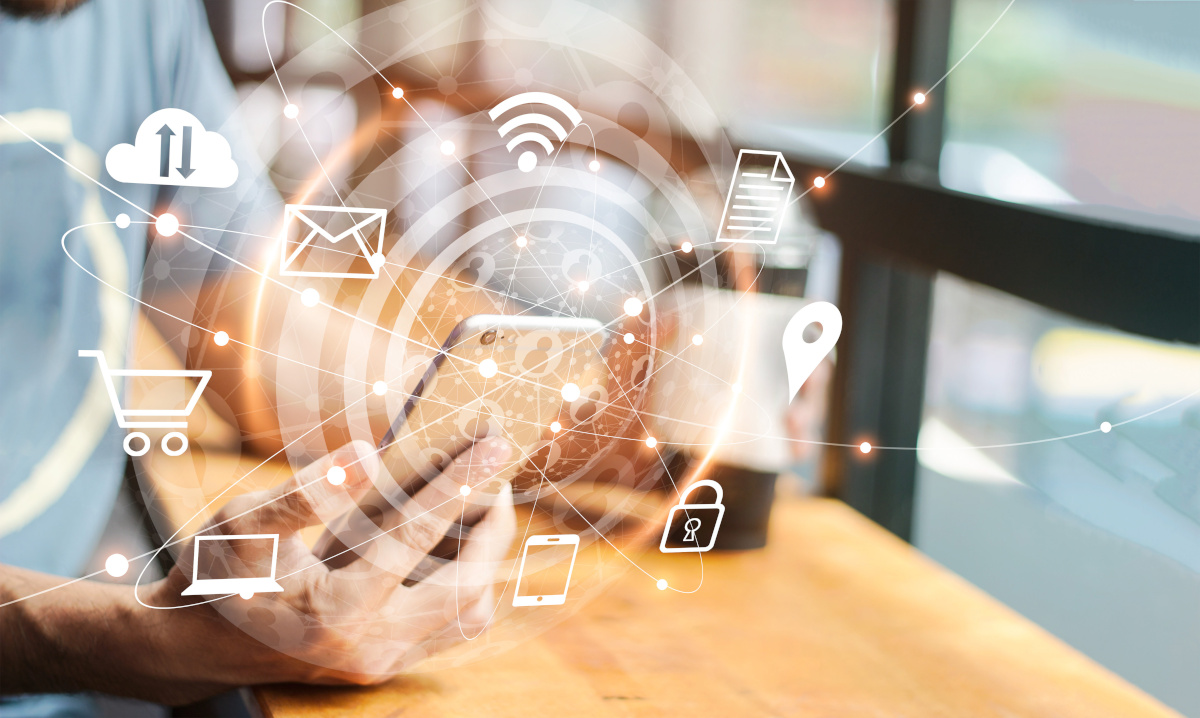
[488,92,582,172]
[181,533,285,597]
[104,108,238,188]
[79,350,211,457]
[512,534,579,607]
[660,479,726,554]
[782,301,842,401]
[278,204,388,279]
[716,149,795,245]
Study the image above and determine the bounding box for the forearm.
[0,566,221,703]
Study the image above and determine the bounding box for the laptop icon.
[182,533,285,598]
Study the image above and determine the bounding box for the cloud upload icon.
[105,108,238,188]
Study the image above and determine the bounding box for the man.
[0,0,516,714]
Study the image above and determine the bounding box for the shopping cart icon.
[79,350,212,457]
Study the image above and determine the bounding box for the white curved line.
[788,0,1017,209]
[504,132,554,155]
[488,91,582,127]
[496,113,568,142]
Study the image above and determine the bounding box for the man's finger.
[387,437,512,572]
[423,479,517,587]
[319,437,512,607]
[373,481,516,642]
[235,440,380,536]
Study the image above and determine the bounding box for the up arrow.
[156,124,174,178]
[176,125,196,180]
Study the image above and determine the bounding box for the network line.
[786,0,1018,206]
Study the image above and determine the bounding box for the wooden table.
[247,497,1178,718]
[131,284,1178,716]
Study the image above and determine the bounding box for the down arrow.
[177,125,196,180]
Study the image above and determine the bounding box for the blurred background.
[195,0,1200,713]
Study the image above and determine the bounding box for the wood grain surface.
[130,258,1176,717]
[250,498,1178,718]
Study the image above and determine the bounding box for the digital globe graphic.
[132,0,797,674]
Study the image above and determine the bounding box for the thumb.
[250,440,380,536]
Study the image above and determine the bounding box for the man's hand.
[0,438,516,705]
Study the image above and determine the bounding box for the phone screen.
[379,316,609,493]
[315,317,606,568]
[515,542,578,601]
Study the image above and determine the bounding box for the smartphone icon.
[512,534,579,607]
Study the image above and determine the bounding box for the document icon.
[279,204,387,279]
[717,150,795,245]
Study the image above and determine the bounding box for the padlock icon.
[659,479,725,553]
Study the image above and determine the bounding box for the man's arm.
[0,565,221,703]
[1,438,516,704]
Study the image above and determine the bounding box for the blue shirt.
[0,1,277,713]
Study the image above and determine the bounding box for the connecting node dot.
[391,87,404,99]
[577,280,590,292]
[155,212,179,237]
[479,358,499,378]
[645,436,658,449]
[283,103,299,119]
[213,331,229,347]
[550,421,562,433]
[731,382,742,394]
[680,241,693,253]
[859,441,872,454]
[589,159,600,172]
[459,484,472,497]
[914,92,926,105]
[515,235,528,248]
[656,578,668,591]
[326,465,346,486]
[372,380,388,396]
[440,140,455,155]
[105,553,129,578]
[623,297,644,317]
[623,332,635,345]
[561,382,581,402]
[300,288,320,307]
[1100,421,1112,433]
[115,213,131,229]
[240,591,254,600]
[813,176,826,189]
[691,334,703,346]
[368,252,386,270]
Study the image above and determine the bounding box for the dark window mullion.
[819,0,953,540]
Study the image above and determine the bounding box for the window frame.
[795,0,1200,539]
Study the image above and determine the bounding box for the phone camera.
[481,330,497,345]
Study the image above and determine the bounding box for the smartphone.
[512,534,580,607]
[378,314,610,495]
[316,314,608,566]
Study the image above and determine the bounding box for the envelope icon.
[279,204,388,279]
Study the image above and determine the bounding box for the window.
[943,0,1200,228]
[916,272,1200,714]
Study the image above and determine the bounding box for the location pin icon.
[782,301,842,401]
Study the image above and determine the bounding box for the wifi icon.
[489,92,582,172]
